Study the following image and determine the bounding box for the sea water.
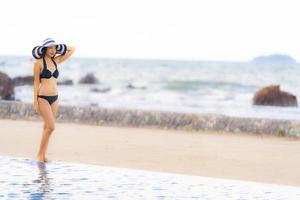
[1,55,300,120]
[0,155,300,199]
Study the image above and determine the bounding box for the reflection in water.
[1,156,300,199]
[30,162,52,200]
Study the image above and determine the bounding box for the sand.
[0,118,300,187]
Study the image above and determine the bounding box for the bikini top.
[40,57,59,79]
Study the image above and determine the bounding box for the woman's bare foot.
[37,154,45,162]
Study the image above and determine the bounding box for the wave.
[163,80,258,92]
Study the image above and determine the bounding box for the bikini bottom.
[38,95,58,105]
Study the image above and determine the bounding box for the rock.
[79,73,99,84]
[127,83,147,90]
[12,75,33,86]
[253,85,298,107]
[58,79,73,85]
[91,87,110,93]
[0,71,15,100]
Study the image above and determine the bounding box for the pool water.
[0,155,300,199]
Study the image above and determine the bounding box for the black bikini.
[38,57,59,105]
[40,57,59,79]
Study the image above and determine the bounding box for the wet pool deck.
[1,155,300,199]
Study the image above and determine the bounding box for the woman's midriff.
[38,78,58,96]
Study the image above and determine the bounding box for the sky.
[0,0,300,61]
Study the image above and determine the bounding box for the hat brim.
[32,43,67,59]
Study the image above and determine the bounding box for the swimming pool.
[0,155,299,199]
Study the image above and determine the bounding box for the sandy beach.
[1,118,300,187]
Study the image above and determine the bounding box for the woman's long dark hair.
[41,47,47,58]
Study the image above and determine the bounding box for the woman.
[33,38,75,162]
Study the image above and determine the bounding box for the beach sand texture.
[1,118,300,187]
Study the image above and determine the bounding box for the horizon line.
[0,53,298,63]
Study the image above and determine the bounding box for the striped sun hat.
[32,38,67,59]
[41,38,58,47]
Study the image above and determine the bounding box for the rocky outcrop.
[79,73,99,84]
[127,83,147,90]
[12,75,33,86]
[253,85,298,107]
[58,79,74,85]
[0,72,15,100]
[90,87,110,93]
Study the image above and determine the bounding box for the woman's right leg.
[37,97,56,162]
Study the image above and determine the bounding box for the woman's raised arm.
[54,46,76,64]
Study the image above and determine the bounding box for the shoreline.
[1,118,300,187]
[1,100,300,138]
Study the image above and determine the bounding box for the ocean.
[1,55,300,120]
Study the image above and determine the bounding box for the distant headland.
[251,54,297,64]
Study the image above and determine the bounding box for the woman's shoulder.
[33,59,43,70]
[34,58,43,64]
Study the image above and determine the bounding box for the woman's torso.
[38,57,59,96]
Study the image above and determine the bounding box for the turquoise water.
[1,155,300,199]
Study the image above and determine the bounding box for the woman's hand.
[34,100,39,113]
[54,46,76,64]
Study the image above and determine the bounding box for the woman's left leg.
[43,98,59,129]
[43,98,59,162]
[37,98,55,162]
[51,97,59,119]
